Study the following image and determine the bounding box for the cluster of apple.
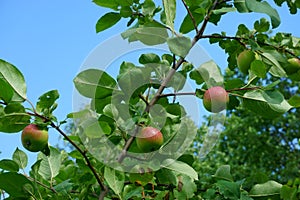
[20,124,164,153]
[20,90,230,154]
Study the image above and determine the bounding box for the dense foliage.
[0,0,300,199]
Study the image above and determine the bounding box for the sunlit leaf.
[249,180,282,197]
[167,36,192,58]
[161,159,198,180]
[74,69,117,99]
[243,90,292,119]
[162,0,176,31]
[0,59,27,102]
[246,0,280,28]
[104,167,125,198]
[38,146,61,180]
[12,148,28,170]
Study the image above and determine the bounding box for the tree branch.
[159,92,196,98]
[25,175,57,194]
[117,0,220,163]
[200,34,298,57]
[27,112,109,199]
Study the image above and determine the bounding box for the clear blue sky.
[0,1,299,168]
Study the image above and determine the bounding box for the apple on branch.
[203,86,229,113]
[136,127,163,153]
[237,50,255,74]
[21,124,49,152]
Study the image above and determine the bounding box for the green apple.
[21,124,48,152]
[237,50,255,74]
[203,86,229,113]
[136,127,163,153]
[285,58,300,74]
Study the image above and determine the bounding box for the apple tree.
[0,0,300,199]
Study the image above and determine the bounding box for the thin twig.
[138,94,149,106]
[160,92,196,98]
[200,34,298,57]
[181,0,199,33]
[25,175,57,194]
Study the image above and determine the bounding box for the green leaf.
[243,90,292,119]
[12,148,28,170]
[262,53,286,77]
[174,175,197,199]
[250,60,267,78]
[179,8,205,34]
[104,167,125,198]
[0,103,30,133]
[156,168,177,185]
[120,6,132,18]
[91,95,112,114]
[139,53,160,64]
[161,159,198,180]
[167,36,192,58]
[92,0,119,10]
[73,69,117,99]
[38,146,61,180]
[53,180,73,195]
[81,117,112,138]
[213,165,234,181]
[234,0,250,12]
[96,12,121,33]
[122,22,169,45]
[142,0,156,16]
[0,78,14,103]
[254,18,270,32]
[167,72,186,91]
[0,59,27,102]
[129,167,154,186]
[246,0,281,28]
[280,185,297,200]
[117,62,145,95]
[249,180,282,197]
[162,0,176,31]
[36,90,59,113]
[190,60,223,87]
[288,95,300,108]
[216,180,241,199]
[213,7,236,15]
[0,172,34,198]
[0,159,19,172]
